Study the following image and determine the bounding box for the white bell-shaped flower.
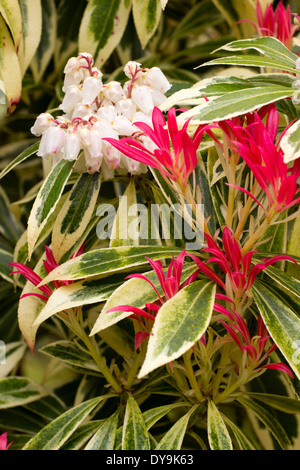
[131,85,154,114]
[60,85,82,114]
[115,98,137,120]
[124,61,142,79]
[144,67,171,93]
[63,130,82,161]
[103,81,125,103]
[37,126,66,157]
[82,76,103,105]
[31,113,55,136]
[113,115,136,136]
[96,105,117,122]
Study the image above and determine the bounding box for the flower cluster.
[31,54,172,176]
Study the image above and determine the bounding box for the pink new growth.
[0,433,13,450]
[104,106,213,190]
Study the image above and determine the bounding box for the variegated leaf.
[0,342,27,379]
[27,159,73,259]
[0,0,23,51]
[90,263,198,335]
[132,0,162,49]
[155,405,198,450]
[18,0,43,77]
[78,0,131,68]
[0,15,22,114]
[38,245,185,285]
[138,280,216,378]
[0,376,48,409]
[110,178,139,247]
[84,412,119,449]
[122,394,150,450]
[251,282,300,380]
[33,277,123,328]
[23,396,110,450]
[207,400,233,450]
[30,0,57,83]
[0,141,40,180]
[280,119,300,164]
[52,172,101,263]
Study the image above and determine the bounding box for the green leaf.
[236,396,292,449]
[221,413,255,450]
[180,86,295,124]
[143,403,191,430]
[90,263,199,335]
[0,141,39,180]
[0,377,47,409]
[0,0,22,50]
[84,412,119,449]
[40,340,102,376]
[0,247,14,283]
[17,0,43,77]
[199,55,298,75]
[263,266,300,302]
[132,0,162,49]
[214,36,298,67]
[30,0,56,82]
[138,280,216,378]
[155,405,198,450]
[207,400,233,450]
[33,277,123,328]
[243,392,300,415]
[22,396,110,450]
[52,172,101,262]
[251,282,300,380]
[39,245,185,285]
[0,342,26,379]
[61,420,103,450]
[122,394,150,450]
[27,159,73,259]
[78,0,131,68]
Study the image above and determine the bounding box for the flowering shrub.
[1,0,300,452]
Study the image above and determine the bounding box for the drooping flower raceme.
[31,55,172,176]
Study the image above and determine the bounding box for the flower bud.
[124,61,142,79]
[60,85,82,114]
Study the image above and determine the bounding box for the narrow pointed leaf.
[38,245,185,285]
[17,0,42,77]
[207,400,233,450]
[27,159,73,259]
[122,394,150,450]
[33,278,123,328]
[199,55,298,74]
[61,421,103,450]
[236,396,291,449]
[243,392,300,414]
[52,172,101,262]
[0,15,22,114]
[143,403,191,430]
[181,86,295,124]
[221,413,255,450]
[251,282,300,380]
[23,396,110,450]
[110,178,139,247]
[0,377,47,409]
[0,0,22,51]
[90,263,198,335]
[155,405,198,450]
[78,0,131,68]
[84,412,118,450]
[280,119,300,164]
[30,0,57,83]
[0,141,40,180]
[214,36,298,67]
[263,266,300,302]
[138,280,216,378]
[132,0,162,49]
